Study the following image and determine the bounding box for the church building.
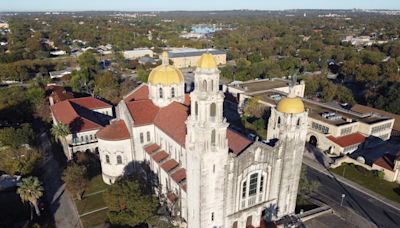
[95,52,308,227]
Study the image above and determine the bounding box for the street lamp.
[340,194,346,207]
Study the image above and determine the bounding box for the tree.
[0,124,34,148]
[51,123,70,138]
[103,178,159,226]
[17,176,44,217]
[62,162,88,200]
[137,68,149,83]
[94,71,120,103]
[0,147,41,175]
[243,96,264,118]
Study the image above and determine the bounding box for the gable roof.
[326,133,366,148]
[373,153,396,171]
[154,102,188,146]
[124,84,149,102]
[51,99,107,133]
[227,129,253,156]
[351,104,399,132]
[96,120,130,141]
[126,100,160,127]
[68,97,112,110]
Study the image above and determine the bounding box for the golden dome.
[197,53,217,69]
[148,65,184,85]
[276,97,305,114]
[148,51,184,86]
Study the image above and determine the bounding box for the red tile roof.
[227,129,253,155]
[171,168,186,184]
[51,100,106,133]
[167,192,178,203]
[96,120,130,141]
[161,159,179,172]
[181,184,187,192]
[152,150,169,163]
[126,100,160,126]
[48,86,74,103]
[144,144,160,154]
[326,133,366,148]
[374,156,394,170]
[154,102,188,146]
[184,94,191,106]
[69,97,112,110]
[124,84,149,102]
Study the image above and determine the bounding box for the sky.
[1,0,400,12]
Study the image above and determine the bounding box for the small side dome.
[276,97,305,114]
[148,52,184,86]
[197,53,217,69]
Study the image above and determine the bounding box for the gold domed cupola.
[148,51,185,107]
[197,52,217,69]
[148,51,184,86]
[276,89,305,114]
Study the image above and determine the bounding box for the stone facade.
[95,54,308,227]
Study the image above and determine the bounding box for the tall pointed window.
[159,88,163,98]
[242,181,247,198]
[195,102,198,116]
[203,80,207,92]
[171,87,175,98]
[211,129,216,146]
[210,103,216,117]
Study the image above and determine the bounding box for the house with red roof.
[50,95,113,159]
[94,53,310,228]
[372,152,400,183]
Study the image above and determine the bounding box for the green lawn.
[80,208,109,228]
[331,164,400,203]
[84,175,108,196]
[75,193,107,215]
[74,175,109,227]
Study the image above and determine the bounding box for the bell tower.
[267,88,308,218]
[186,53,229,228]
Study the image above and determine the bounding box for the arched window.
[278,117,281,124]
[171,87,175,98]
[195,102,198,116]
[211,80,214,92]
[159,88,163,98]
[203,80,207,92]
[105,155,110,164]
[211,129,216,145]
[297,118,300,126]
[210,103,216,117]
[117,155,122,164]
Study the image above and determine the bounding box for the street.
[305,164,400,228]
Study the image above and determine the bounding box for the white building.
[123,48,154,60]
[95,53,308,227]
[50,96,114,159]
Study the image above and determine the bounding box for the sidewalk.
[303,156,400,212]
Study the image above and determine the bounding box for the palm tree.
[17,176,44,217]
[51,123,70,138]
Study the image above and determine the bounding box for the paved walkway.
[39,132,82,228]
